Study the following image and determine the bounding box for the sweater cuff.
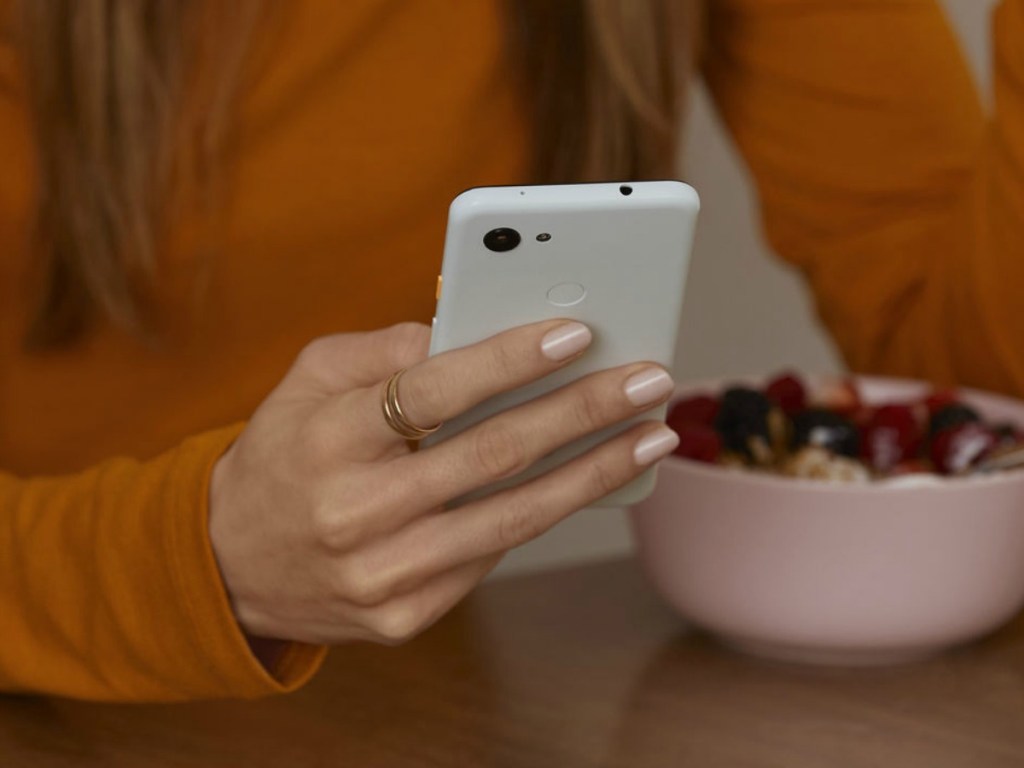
[166,423,328,697]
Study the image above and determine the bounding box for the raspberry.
[923,389,959,416]
[861,404,921,473]
[791,408,860,458]
[929,423,996,475]
[672,424,722,464]
[667,395,719,429]
[764,372,808,416]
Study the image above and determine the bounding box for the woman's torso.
[0,0,529,475]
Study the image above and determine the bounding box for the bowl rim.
[662,372,1024,495]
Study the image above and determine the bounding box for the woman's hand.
[209,320,677,646]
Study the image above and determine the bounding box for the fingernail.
[634,427,680,466]
[624,367,674,407]
[541,322,592,361]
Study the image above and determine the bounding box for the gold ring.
[381,369,442,441]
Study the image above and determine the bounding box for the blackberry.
[714,387,773,460]
[930,423,996,475]
[928,403,980,437]
[790,408,860,458]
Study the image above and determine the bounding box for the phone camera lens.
[620,185,633,196]
[483,228,521,253]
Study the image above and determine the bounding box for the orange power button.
[435,275,443,300]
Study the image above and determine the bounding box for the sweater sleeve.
[703,0,1024,395]
[0,424,326,701]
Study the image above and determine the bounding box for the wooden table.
[4,558,1024,767]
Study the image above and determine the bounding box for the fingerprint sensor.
[546,282,587,307]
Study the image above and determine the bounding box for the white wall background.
[494,0,999,577]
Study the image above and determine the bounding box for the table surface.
[4,557,1024,767]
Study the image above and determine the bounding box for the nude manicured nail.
[634,427,680,466]
[624,368,674,407]
[541,322,592,361]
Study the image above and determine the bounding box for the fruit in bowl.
[630,373,1024,666]
[665,371,1024,482]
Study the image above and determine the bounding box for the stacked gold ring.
[381,369,442,441]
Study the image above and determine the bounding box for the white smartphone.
[426,181,699,506]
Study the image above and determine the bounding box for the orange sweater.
[0,0,1015,700]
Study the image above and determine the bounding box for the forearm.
[703,0,1013,388]
[951,0,1024,394]
[0,424,324,701]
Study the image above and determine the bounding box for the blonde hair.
[19,0,696,347]
[516,0,696,183]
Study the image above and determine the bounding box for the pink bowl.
[630,375,1024,665]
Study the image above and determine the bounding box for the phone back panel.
[428,181,699,506]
